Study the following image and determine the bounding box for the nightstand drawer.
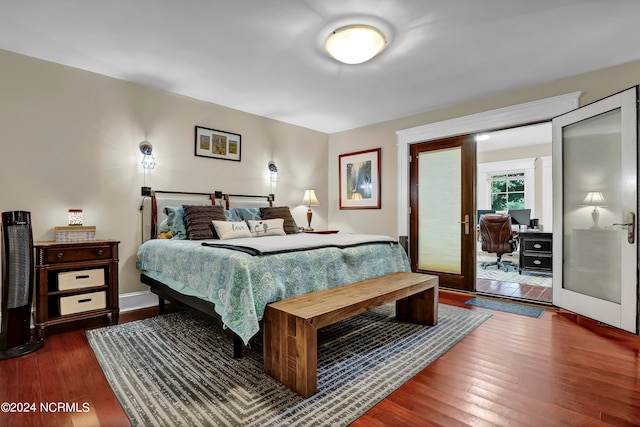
[47,245,112,263]
[59,291,106,315]
[58,268,104,290]
[522,254,552,270]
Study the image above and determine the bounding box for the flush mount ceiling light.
[324,24,387,65]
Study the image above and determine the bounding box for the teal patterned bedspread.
[136,236,410,344]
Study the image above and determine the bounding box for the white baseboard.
[119,290,159,313]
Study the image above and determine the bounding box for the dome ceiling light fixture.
[324,24,387,65]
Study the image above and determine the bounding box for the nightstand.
[303,230,339,234]
[34,239,119,338]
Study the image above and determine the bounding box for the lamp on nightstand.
[302,189,320,231]
[582,191,607,229]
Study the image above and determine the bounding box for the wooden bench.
[263,271,438,398]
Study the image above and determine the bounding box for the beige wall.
[328,59,640,237]
[5,46,640,296]
[0,49,328,295]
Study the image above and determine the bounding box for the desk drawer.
[59,291,106,315]
[522,239,552,253]
[58,269,104,290]
[47,246,112,264]
[522,254,552,270]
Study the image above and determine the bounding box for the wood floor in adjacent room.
[1,291,639,427]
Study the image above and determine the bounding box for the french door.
[552,86,638,333]
[409,135,476,291]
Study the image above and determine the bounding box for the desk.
[518,232,552,274]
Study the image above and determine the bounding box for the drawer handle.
[75,275,90,280]
[78,298,92,304]
[56,252,64,259]
[533,244,542,249]
[97,250,104,256]
[533,260,542,265]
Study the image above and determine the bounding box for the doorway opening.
[475,122,553,303]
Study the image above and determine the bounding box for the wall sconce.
[302,189,320,231]
[268,161,279,182]
[68,209,83,226]
[140,141,156,169]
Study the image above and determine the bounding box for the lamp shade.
[302,189,320,206]
[324,25,387,64]
[581,191,607,206]
[139,141,156,169]
[268,161,279,182]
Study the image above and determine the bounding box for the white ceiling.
[1,1,640,134]
[477,122,551,153]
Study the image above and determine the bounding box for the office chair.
[479,213,517,271]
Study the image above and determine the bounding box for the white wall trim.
[541,156,553,231]
[395,91,581,236]
[119,290,158,313]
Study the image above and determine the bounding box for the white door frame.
[552,87,638,333]
[395,92,581,237]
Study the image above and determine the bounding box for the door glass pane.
[562,108,622,303]
[418,147,461,274]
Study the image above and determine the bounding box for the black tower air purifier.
[0,211,43,359]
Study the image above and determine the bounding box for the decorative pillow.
[224,209,242,222]
[235,207,262,222]
[162,206,187,239]
[157,230,173,239]
[211,220,252,240]
[158,218,171,234]
[182,205,226,240]
[247,219,286,237]
[260,207,299,234]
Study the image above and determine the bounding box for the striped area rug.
[87,304,490,426]
[476,262,552,286]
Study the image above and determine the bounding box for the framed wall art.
[195,126,241,162]
[339,148,381,209]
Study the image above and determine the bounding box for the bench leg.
[233,335,244,359]
[263,307,318,398]
[396,283,438,326]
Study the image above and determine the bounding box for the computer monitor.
[476,209,495,225]
[509,209,531,227]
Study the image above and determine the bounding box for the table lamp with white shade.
[581,191,607,229]
[302,189,320,231]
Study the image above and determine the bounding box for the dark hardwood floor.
[476,278,553,303]
[1,291,639,426]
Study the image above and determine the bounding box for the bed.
[136,190,411,356]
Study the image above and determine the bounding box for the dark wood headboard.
[220,193,275,209]
[141,189,274,240]
[148,190,218,240]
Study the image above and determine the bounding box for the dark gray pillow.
[259,206,298,234]
[183,205,226,240]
